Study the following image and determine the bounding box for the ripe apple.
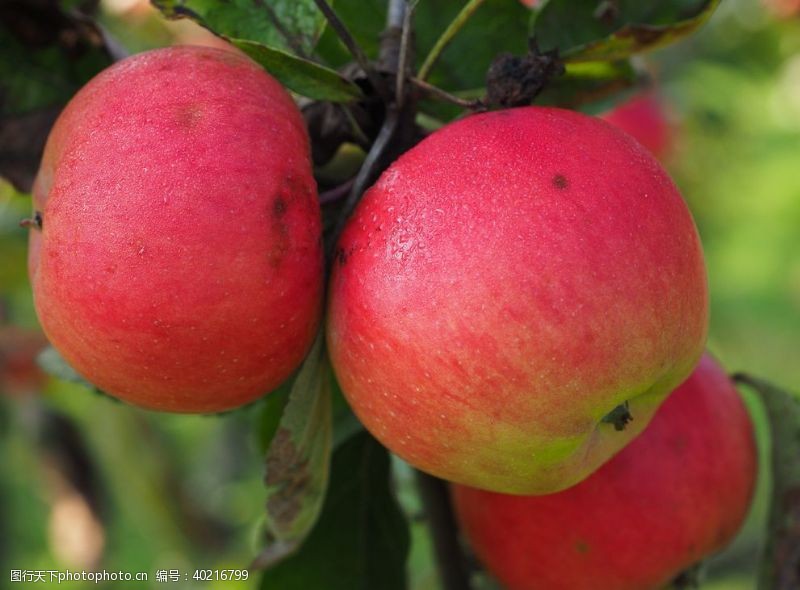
[27,46,323,413]
[327,107,707,494]
[601,93,673,161]
[452,353,757,590]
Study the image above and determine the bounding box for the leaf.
[37,346,95,389]
[532,0,721,63]
[255,380,292,453]
[231,39,363,102]
[536,60,638,112]
[415,0,532,92]
[150,0,326,56]
[0,7,110,116]
[733,374,800,590]
[260,432,410,590]
[253,334,333,569]
[0,2,111,191]
[313,0,387,67]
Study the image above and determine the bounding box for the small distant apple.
[601,93,673,161]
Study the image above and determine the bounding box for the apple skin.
[327,107,707,494]
[452,353,757,590]
[28,46,323,413]
[601,93,673,161]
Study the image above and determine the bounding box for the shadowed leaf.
[536,60,638,112]
[733,374,800,590]
[260,432,409,590]
[532,0,721,63]
[0,0,111,191]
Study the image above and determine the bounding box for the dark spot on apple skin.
[273,197,287,218]
[575,540,591,554]
[176,104,202,129]
[553,174,569,189]
[335,247,352,267]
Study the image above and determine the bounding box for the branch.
[327,107,400,258]
[417,0,486,81]
[395,2,414,109]
[732,373,800,590]
[415,471,473,590]
[411,78,485,111]
[319,177,356,205]
[313,0,389,101]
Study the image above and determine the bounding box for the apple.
[327,106,707,494]
[0,326,48,397]
[27,46,323,413]
[600,93,673,161]
[452,353,757,590]
[763,0,800,18]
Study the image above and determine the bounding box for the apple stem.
[19,211,42,230]
[733,373,800,590]
[601,401,633,431]
[415,470,474,590]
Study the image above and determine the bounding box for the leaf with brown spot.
[253,332,333,570]
[259,432,409,590]
[531,0,721,63]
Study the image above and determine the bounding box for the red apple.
[452,354,757,590]
[601,93,673,161]
[27,46,322,413]
[0,326,48,396]
[327,107,707,494]
[763,0,800,18]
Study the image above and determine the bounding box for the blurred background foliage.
[0,0,798,588]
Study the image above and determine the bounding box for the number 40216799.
[192,570,249,582]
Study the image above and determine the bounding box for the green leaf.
[255,381,292,453]
[532,0,721,63]
[37,346,94,389]
[733,374,800,590]
[260,432,410,590]
[253,334,333,568]
[151,0,326,55]
[314,0,387,67]
[0,22,110,116]
[536,60,638,112]
[415,0,532,92]
[231,39,363,102]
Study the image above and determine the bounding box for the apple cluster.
[26,46,757,589]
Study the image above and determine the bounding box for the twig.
[328,107,399,257]
[411,77,485,111]
[418,0,486,81]
[732,373,800,590]
[254,0,309,58]
[319,177,356,205]
[395,1,414,109]
[415,470,473,590]
[312,0,389,101]
[338,104,370,147]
